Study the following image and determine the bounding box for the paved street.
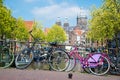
[0,68,120,80]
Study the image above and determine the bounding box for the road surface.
[0,68,120,80]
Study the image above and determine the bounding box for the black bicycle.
[15,30,70,71]
[108,48,120,75]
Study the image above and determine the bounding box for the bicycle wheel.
[117,56,120,70]
[0,46,14,68]
[88,55,110,76]
[49,50,70,71]
[15,48,34,69]
[109,54,120,75]
[65,55,76,72]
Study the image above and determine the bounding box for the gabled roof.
[73,26,84,36]
[44,28,50,35]
[24,21,34,30]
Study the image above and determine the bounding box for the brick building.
[24,21,34,41]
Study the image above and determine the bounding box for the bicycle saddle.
[49,42,57,46]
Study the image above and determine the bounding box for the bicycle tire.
[117,56,120,71]
[88,55,110,76]
[49,50,70,71]
[65,55,76,72]
[0,46,14,68]
[15,48,34,69]
[109,56,120,75]
[117,56,120,75]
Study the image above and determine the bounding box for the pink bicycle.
[65,44,110,76]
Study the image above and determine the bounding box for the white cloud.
[31,3,89,20]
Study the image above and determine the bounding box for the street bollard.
[68,73,73,79]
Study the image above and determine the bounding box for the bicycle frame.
[68,46,104,68]
[66,45,111,75]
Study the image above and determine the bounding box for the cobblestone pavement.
[0,68,120,80]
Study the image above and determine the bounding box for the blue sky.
[4,0,103,28]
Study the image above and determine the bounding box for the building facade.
[55,15,88,45]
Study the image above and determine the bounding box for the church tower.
[77,16,87,29]
[55,17,61,26]
[63,17,69,32]
[76,9,87,30]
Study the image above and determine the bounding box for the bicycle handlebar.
[29,30,33,33]
[29,30,41,42]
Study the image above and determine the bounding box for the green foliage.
[0,0,29,40]
[87,0,120,42]
[46,24,67,43]
[32,21,45,41]
[13,17,29,40]
[0,2,16,38]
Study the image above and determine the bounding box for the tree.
[0,0,29,40]
[0,0,3,5]
[87,0,120,46]
[32,21,45,41]
[13,17,29,40]
[0,0,16,39]
[46,24,67,43]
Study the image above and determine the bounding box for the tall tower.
[77,16,87,29]
[55,17,61,26]
[76,9,87,30]
[63,17,69,32]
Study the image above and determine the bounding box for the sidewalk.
[0,68,120,80]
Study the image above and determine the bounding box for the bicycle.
[15,30,70,71]
[65,44,110,76]
[0,39,14,68]
[86,47,120,75]
[105,48,120,75]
